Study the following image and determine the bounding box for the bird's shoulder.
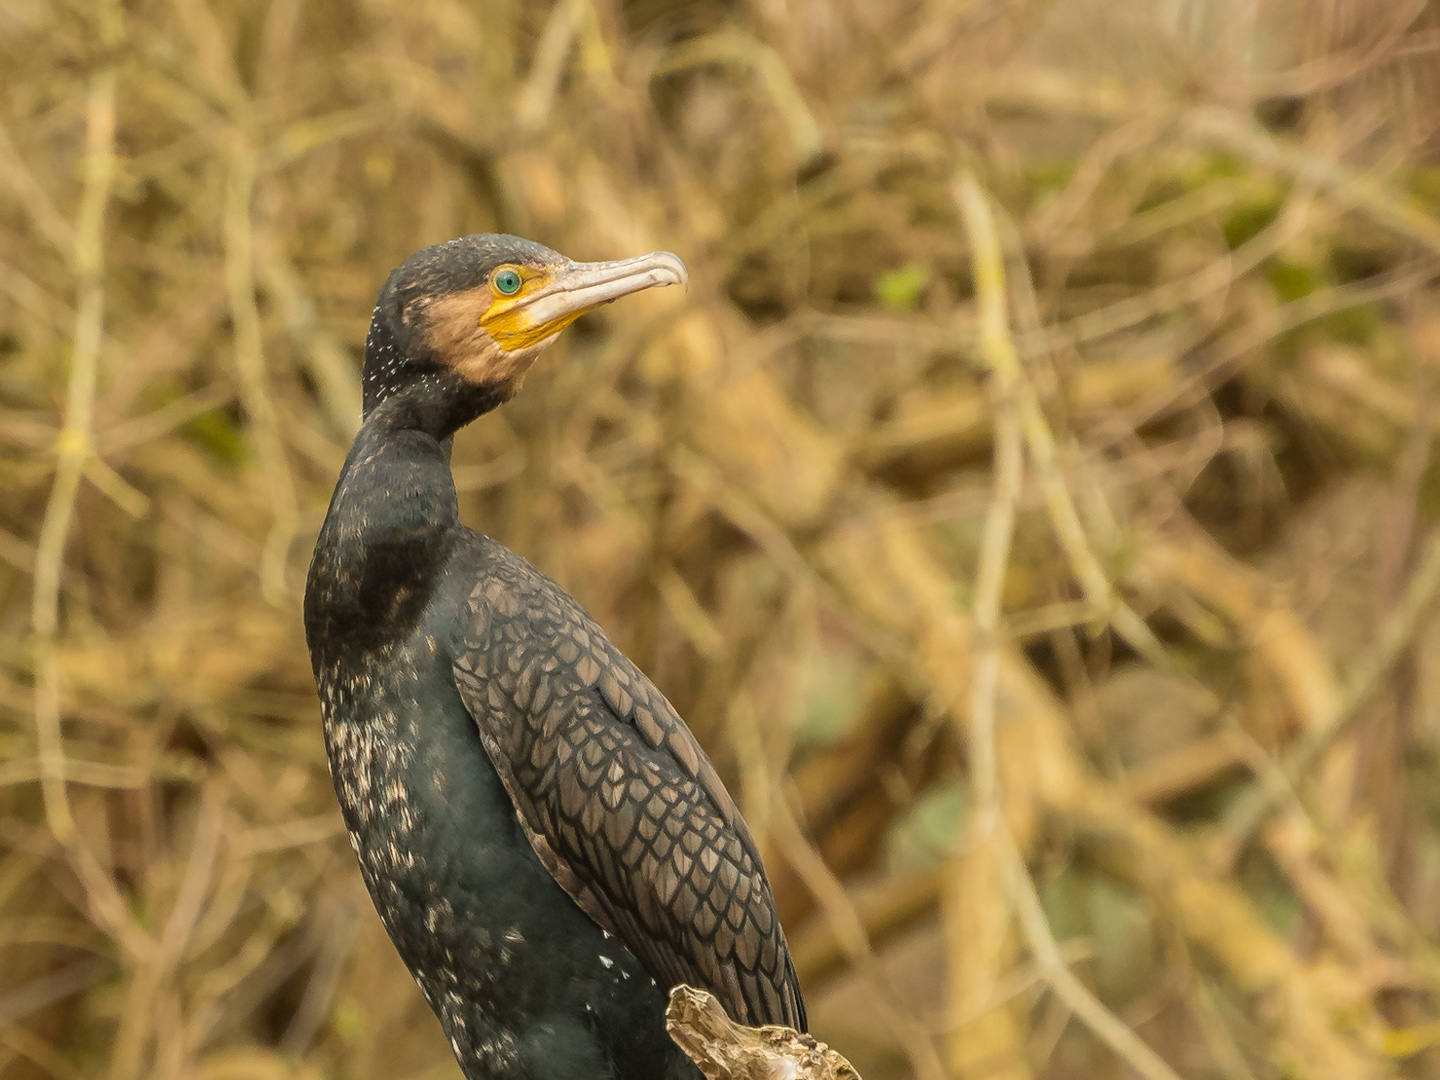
[447,531,741,832]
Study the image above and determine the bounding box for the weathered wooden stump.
[665,986,862,1080]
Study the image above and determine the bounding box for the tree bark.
[665,986,861,1080]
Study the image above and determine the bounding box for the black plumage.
[304,234,804,1080]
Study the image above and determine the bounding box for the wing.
[451,544,805,1030]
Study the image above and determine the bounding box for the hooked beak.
[482,251,689,352]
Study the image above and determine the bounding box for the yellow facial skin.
[477,265,583,353]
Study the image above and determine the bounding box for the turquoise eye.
[493,269,522,295]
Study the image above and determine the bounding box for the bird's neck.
[303,415,461,663]
[306,315,512,662]
[361,314,508,441]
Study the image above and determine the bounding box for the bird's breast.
[319,639,503,872]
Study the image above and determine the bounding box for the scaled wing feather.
[451,546,805,1030]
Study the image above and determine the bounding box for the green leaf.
[1269,259,1317,303]
[873,262,931,311]
[886,781,968,871]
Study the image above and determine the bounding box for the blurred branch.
[1213,525,1440,864]
[254,233,362,439]
[1188,107,1440,258]
[1250,0,1428,97]
[224,145,299,604]
[770,780,947,1080]
[518,0,581,131]
[995,208,1175,672]
[946,168,1033,1080]
[0,959,103,1025]
[1123,260,1439,435]
[789,871,941,986]
[0,1024,83,1080]
[0,120,75,258]
[653,29,824,166]
[1049,185,1314,351]
[29,77,116,642]
[981,66,1134,120]
[28,49,153,964]
[954,169,1182,1080]
[1068,782,1389,1077]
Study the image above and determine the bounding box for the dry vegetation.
[6,0,1440,1077]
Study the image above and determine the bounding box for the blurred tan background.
[6,0,1440,1077]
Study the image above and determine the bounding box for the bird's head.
[362,234,687,434]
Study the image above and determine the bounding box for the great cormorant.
[303,234,805,1080]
